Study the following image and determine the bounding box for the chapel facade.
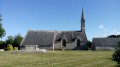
[20,8,88,50]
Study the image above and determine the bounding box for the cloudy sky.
[0,0,120,41]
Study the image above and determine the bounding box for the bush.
[112,48,120,64]
[13,47,18,50]
[7,44,13,51]
[112,42,120,64]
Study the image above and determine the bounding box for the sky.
[0,0,120,41]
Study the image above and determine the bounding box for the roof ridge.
[28,29,81,32]
[93,37,120,39]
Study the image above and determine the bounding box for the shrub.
[112,42,120,64]
[13,47,18,50]
[7,44,13,51]
[112,48,120,64]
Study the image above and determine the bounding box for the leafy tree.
[13,34,23,49]
[0,40,5,49]
[87,41,92,49]
[0,15,6,38]
[112,41,120,64]
[108,34,120,38]
[5,36,14,45]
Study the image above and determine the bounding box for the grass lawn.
[0,50,118,67]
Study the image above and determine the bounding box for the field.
[0,50,118,67]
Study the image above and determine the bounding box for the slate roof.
[20,30,87,47]
[92,38,120,47]
[20,30,56,47]
[55,31,87,43]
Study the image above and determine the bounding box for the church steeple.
[81,8,84,20]
[81,8,85,33]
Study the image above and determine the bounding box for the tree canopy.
[5,36,14,45]
[13,34,23,47]
[107,34,120,38]
[0,40,5,49]
[0,15,6,38]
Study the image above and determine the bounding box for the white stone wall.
[25,45,38,51]
[54,42,76,50]
[54,42,62,49]
[96,47,116,50]
[66,42,76,49]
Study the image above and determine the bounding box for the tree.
[112,41,120,64]
[0,40,5,49]
[108,34,120,38]
[13,34,23,49]
[0,15,6,38]
[87,41,92,49]
[5,36,14,45]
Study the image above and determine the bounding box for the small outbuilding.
[92,38,120,50]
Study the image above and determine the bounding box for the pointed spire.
[81,8,85,33]
[81,8,84,20]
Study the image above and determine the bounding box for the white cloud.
[99,25,104,29]
[112,30,120,35]
[116,32,120,35]
[97,25,120,37]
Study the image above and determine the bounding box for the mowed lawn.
[0,50,117,67]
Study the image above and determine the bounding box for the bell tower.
[81,8,85,33]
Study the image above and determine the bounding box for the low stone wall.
[11,49,47,54]
[0,49,4,51]
[95,47,116,50]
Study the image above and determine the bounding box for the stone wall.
[66,42,76,49]
[54,42,62,49]
[25,45,38,51]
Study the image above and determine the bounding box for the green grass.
[0,50,118,67]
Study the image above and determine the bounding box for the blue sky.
[0,0,120,41]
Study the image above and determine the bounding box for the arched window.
[62,39,66,47]
[77,39,80,47]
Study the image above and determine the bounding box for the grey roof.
[20,30,87,47]
[55,31,87,43]
[20,30,55,47]
[92,38,120,47]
